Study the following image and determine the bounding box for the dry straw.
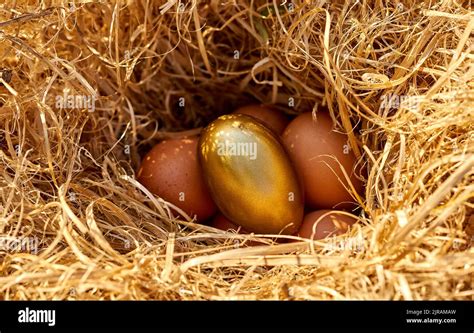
[0,0,473,300]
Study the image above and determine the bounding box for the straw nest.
[0,0,473,300]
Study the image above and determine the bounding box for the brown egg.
[211,214,247,233]
[282,112,363,209]
[233,104,289,135]
[198,114,304,234]
[297,210,357,240]
[137,137,217,222]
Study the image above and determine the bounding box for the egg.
[211,214,247,233]
[233,104,289,135]
[282,112,363,209]
[137,137,217,222]
[198,114,304,234]
[297,210,357,240]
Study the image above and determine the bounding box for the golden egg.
[198,114,304,234]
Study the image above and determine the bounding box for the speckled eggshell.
[137,137,217,222]
[282,112,363,209]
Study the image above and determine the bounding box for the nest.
[0,0,473,300]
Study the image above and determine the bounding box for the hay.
[0,0,472,300]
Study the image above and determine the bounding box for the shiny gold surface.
[198,114,304,234]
